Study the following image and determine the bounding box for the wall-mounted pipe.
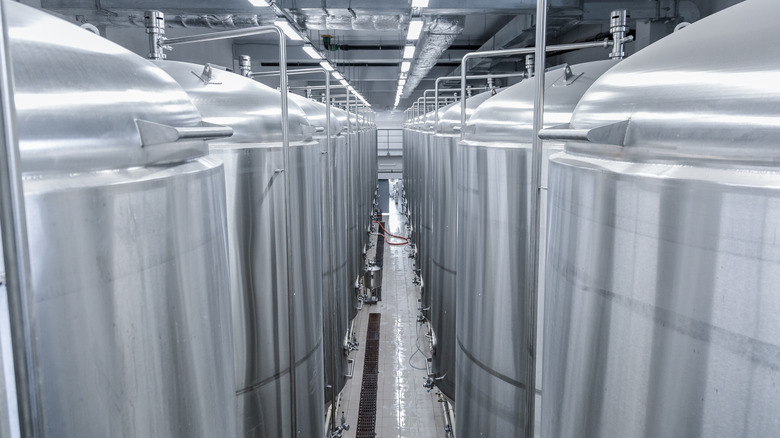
[144,14,298,437]
[0,1,34,435]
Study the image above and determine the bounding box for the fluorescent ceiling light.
[401,61,411,72]
[332,71,343,80]
[411,0,429,7]
[339,79,349,87]
[407,19,424,41]
[247,0,270,5]
[320,61,334,71]
[302,46,323,59]
[403,45,415,58]
[275,20,303,41]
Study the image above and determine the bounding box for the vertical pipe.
[324,71,336,436]
[434,79,441,132]
[459,57,467,141]
[528,0,548,437]
[274,27,298,438]
[0,1,35,435]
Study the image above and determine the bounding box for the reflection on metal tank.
[9,3,236,436]
[457,60,617,436]
[429,90,497,401]
[347,112,361,320]
[289,93,350,405]
[542,1,780,436]
[418,110,437,320]
[330,107,356,326]
[156,61,324,438]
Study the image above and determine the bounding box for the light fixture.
[247,0,270,5]
[302,45,323,59]
[403,45,416,58]
[399,78,407,85]
[339,79,349,87]
[332,71,343,80]
[407,19,424,41]
[275,20,303,41]
[401,61,411,72]
[320,61,334,71]
[411,0,429,7]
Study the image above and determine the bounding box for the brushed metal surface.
[428,91,496,401]
[457,60,616,436]
[6,3,238,436]
[289,93,350,404]
[542,1,780,437]
[13,7,212,174]
[159,63,325,437]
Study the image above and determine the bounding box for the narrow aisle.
[338,181,449,438]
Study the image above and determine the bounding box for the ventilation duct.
[294,9,408,31]
[402,15,465,98]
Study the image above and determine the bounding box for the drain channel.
[355,313,381,437]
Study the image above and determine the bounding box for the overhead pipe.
[0,1,35,435]
[458,11,633,141]
[433,72,527,132]
[459,40,614,141]
[144,13,300,437]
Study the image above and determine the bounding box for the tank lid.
[155,61,313,144]
[288,93,346,137]
[544,0,780,166]
[438,90,502,136]
[464,60,617,144]
[11,2,228,174]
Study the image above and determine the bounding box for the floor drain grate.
[356,313,381,438]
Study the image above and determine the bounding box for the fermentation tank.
[288,93,350,405]
[428,90,497,401]
[156,62,324,438]
[541,1,780,436]
[8,3,237,436]
[346,111,361,320]
[417,109,441,318]
[457,60,616,436]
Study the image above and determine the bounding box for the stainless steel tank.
[156,61,324,438]
[8,3,237,436]
[542,1,780,436]
[457,60,617,436]
[346,112,361,320]
[428,90,497,402]
[289,93,350,406]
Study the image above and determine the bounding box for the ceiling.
[37,0,741,111]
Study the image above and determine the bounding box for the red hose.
[376,221,409,246]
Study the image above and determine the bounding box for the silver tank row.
[403,0,780,437]
[0,1,377,436]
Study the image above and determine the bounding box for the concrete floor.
[337,180,452,438]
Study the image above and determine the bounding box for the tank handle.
[135,119,234,147]
[538,119,630,146]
